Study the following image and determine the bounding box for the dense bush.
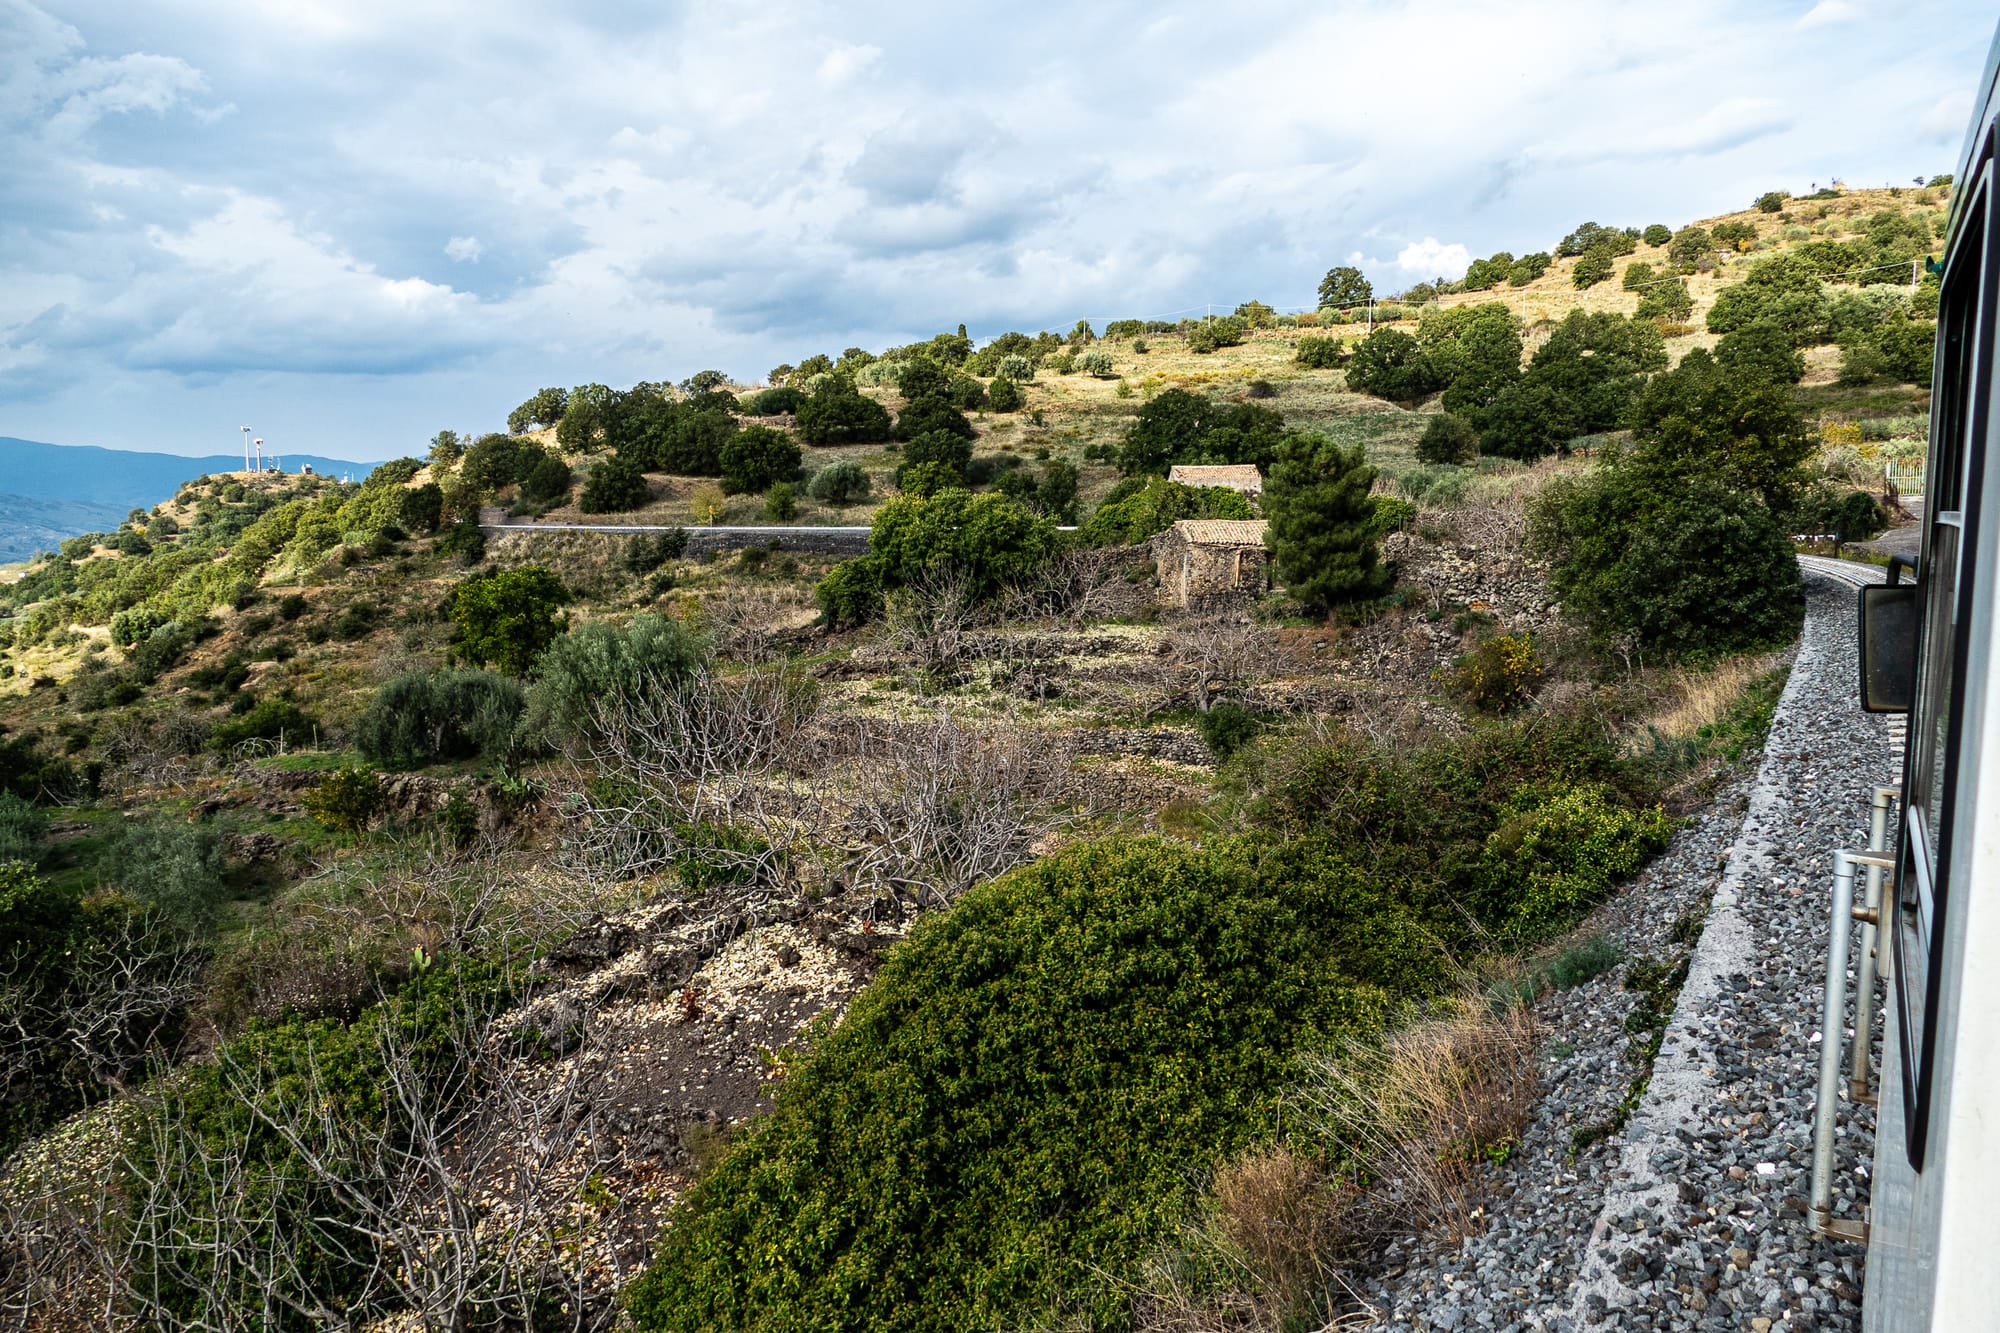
[1571,246,1617,288]
[1642,223,1673,247]
[1447,633,1544,714]
[1715,321,1807,384]
[354,670,525,768]
[1343,327,1441,403]
[988,375,1024,412]
[815,556,885,628]
[719,425,804,495]
[1197,701,1265,761]
[207,698,317,753]
[1416,413,1480,465]
[1480,785,1673,934]
[1667,226,1712,273]
[1264,434,1388,612]
[1528,463,1802,658]
[1479,310,1666,460]
[1294,335,1343,369]
[1507,252,1552,285]
[1081,477,1255,547]
[1419,303,1522,420]
[303,766,384,834]
[807,459,872,505]
[103,821,229,932]
[742,386,805,416]
[795,382,894,445]
[624,528,688,573]
[1755,190,1790,213]
[867,489,1060,600]
[624,837,1400,1333]
[1626,346,1815,506]
[1557,222,1637,258]
[1115,390,1288,476]
[996,354,1036,383]
[896,430,974,488]
[449,567,570,676]
[519,454,573,506]
[1635,277,1695,323]
[578,453,651,513]
[1706,255,1830,344]
[519,613,707,754]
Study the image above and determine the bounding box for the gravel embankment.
[1359,570,1896,1333]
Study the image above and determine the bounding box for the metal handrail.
[1811,822,1898,1244]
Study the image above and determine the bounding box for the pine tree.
[1264,434,1389,612]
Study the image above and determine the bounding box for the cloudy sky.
[2,0,1992,461]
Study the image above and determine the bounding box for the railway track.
[1798,553,1888,589]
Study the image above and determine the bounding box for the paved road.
[480,522,873,536]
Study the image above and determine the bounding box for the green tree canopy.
[449,567,570,676]
[796,381,894,446]
[579,453,651,513]
[1317,264,1373,309]
[719,425,803,495]
[1344,327,1443,404]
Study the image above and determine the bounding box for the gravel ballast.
[1359,570,1898,1333]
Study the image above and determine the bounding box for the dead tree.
[1155,614,1278,715]
[882,566,979,684]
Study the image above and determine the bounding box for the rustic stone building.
[1166,464,1263,497]
[1153,519,1271,609]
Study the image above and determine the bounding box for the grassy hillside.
[0,180,1937,1332]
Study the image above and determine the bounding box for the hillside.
[0,180,1936,1332]
[0,437,376,562]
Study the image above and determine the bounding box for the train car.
[1853,18,2000,1329]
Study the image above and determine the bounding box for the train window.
[1896,173,1991,1167]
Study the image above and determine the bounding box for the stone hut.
[1153,519,1271,609]
[1166,463,1263,497]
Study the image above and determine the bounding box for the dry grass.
[1123,998,1539,1332]
[1640,649,1788,745]
[1288,999,1540,1242]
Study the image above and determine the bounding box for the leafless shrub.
[1288,1000,1539,1240]
[882,567,979,683]
[0,909,204,1110]
[699,586,812,664]
[560,663,822,890]
[6,983,628,1333]
[1152,614,1277,715]
[1000,548,1129,628]
[96,712,213,791]
[835,712,1085,908]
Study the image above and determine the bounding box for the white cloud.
[1,0,1993,457]
[817,42,880,87]
[1920,91,1975,142]
[1797,1,1863,30]
[1395,238,1472,280]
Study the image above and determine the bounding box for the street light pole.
[241,426,251,473]
[254,438,263,472]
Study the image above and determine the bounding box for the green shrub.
[1479,785,1673,935]
[518,613,708,754]
[353,670,525,768]
[449,567,569,676]
[518,454,573,505]
[743,386,805,416]
[988,375,1025,412]
[896,460,962,498]
[764,480,797,521]
[867,489,1059,600]
[207,698,317,753]
[1197,702,1265,762]
[0,792,46,863]
[579,453,651,513]
[1755,190,1789,213]
[1343,328,1441,402]
[1642,224,1673,247]
[1416,413,1479,465]
[1080,477,1254,547]
[1527,463,1803,659]
[1635,277,1694,323]
[104,821,228,932]
[507,386,570,433]
[1447,633,1544,713]
[1572,245,1617,289]
[303,766,384,834]
[719,425,803,495]
[807,459,872,505]
[997,353,1036,382]
[1294,335,1342,369]
[815,556,885,628]
[624,528,689,573]
[1076,349,1114,378]
[1545,934,1624,989]
[623,837,1398,1333]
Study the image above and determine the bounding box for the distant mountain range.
[0,437,375,563]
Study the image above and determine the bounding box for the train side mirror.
[1859,555,1919,714]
